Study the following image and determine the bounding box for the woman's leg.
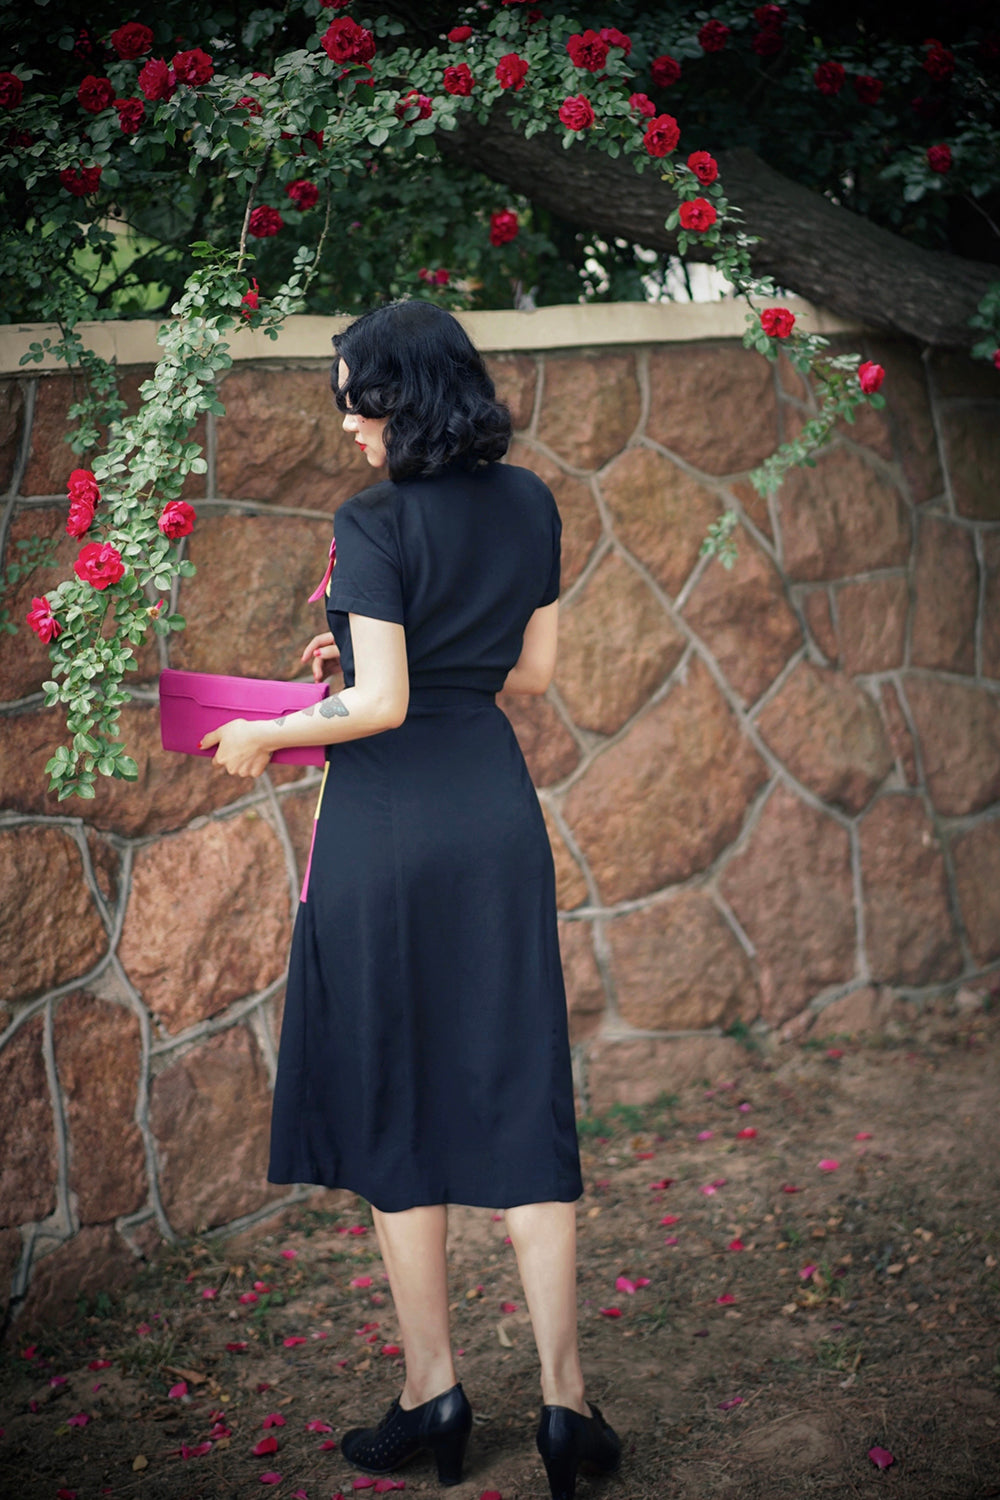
[504,1201,588,1414]
[369,1203,458,1409]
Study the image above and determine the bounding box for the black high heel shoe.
[536,1400,622,1500]
[340,1381,473,1487]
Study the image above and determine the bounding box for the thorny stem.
[237,150,273,274]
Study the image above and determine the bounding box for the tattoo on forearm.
[319,694,350,718]
[274,715,286,726]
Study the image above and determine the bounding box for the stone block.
[486,354,537,430]
[910,515,977,673]
[118,810,290,1032]
[0,378,25,493]
[214,365,371,508]
[802,589,838,663]
[682,528,802,704]
[859,795,961,985]
[951,818,1000,966]
[868,341,943,504]
[85,831,120,908]
[19,375,79,496]
[836,576,908,675]
[0,1017,56,1227]
[0,827,107,1005]
[563,656,768,904]
[497,691,580,787]
[600,445,721,598]
[984,534,1000,682]
[756,661,893,813]
[929,351,1000,400]
[776,447,911,581]
[878,681,918,785]
[558,921,606,1041]
[149,1024,284,1235]
[810,986,900,1040]
[542,804,588,911]
[939,405,1000,520]
[53,993,146,1223]
[555,551,684,735]
[647,344,779,475]
[171,512,334,678]
[536,352,640,471]
[728,477,774,541]
[585,1034,751,1112]
[0,1228,22,1321]
[18,1224,137,1331]
[905,676,1000,816]
[507,442,602,591]
[0,702,257,837]
[607,893,758,1031]
[719,786,856,1023]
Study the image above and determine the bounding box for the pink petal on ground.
[49,1376,68,1388]
[348,1226,368,1236]
[239,1292,259,1304]
[311,1331,329,1340]
[136,1322,151,1335]
[21,1345,38,1359]
[226,1342,248,1352]
[283,1336,308,1347]
[660,1214,680,1226]
[826,1048,843,1059]
[634,1150,655,1159]
[664,1236,679,1246]
[728,1239,745,1252]
[615,1277,636,1295]
[716,1293,736,1305]
[201,1287,218,1299]
[281,1248,298,1259]
[321,1438,339,1449]
[366,1333,379,1344]
[717,1396,744,1411]
[738,1102,752,1112]
[306,1420,333,1433]
[88,1359,112,1371]
[381,1344,402,1356]
[781,1184,801,1194]
[293,1492,310,1499]
[168,1381,188,1399]
[650,1178,674,1190]
[500,1301,518,1313]
[697,1130,714,1141]
[371,1293,386,1304]
[736,1127,758,1139]
[353,1480,377,1490]
[92,1383,103,1393]
[599,1307,623,1318]
[259,1475,282,1486]
[456,1349,465,1356]
[210,1423,232,1439]
[634,1277,651,1288]
[350,1275,373,1288]
[57,1490,77,1498]
[818,1159,840,1172]
[257,1383,272,1393]
[336,1360,349,1368]
[181,1441,214,1457]
[374,1482,406,1492]
[868,1446,894,1469]
[253,1437,280,1456]
[799,1265,818,1281]
[481,1492,503,1500]
[503,1235,512,1244]
[262,1413,287,1428]
[701,1185,718,1196]
[67,1413,90,1426]
[855,1131,873,1140]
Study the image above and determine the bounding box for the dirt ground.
[2,1006,999,1500]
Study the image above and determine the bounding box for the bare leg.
[369,1203,458,1410]
[504,1200,588,1414]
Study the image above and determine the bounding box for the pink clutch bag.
[158,668,329,766]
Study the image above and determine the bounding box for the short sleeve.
[538,502,562,606]
[326,501,405,625]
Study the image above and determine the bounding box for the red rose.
[59,164,102,196]
[650,54,681,88]
[0,71,24,110]
[286,179,319,209]
[241,278,259,317]
[923,39,954,80]
[911,94,944,121]
[433,268,449,286]
[993,348,1000,371]
[678,197,717,232]
[67,468,101,506]
[559,95,594,131]
[110,22,154,59]
[566,30,610,72]
[858,360,885,394]
[395,88,433,122]
[443,63,474,96]
[761,307,795,339]
[26,596,62,644]
[78,75,115,113]
[74,540,125,590]
[302,128,324,150]
[114,97,145,134]
[687,150,718,185]
[6,127,33,148]
[489,209,519,246]
[138,58,176,102]
[171,48,214,87]
[66,495,96,537]
[235,95,262,116]
[814,60,845,95]
[926,143,952,173]
[854,75,883,105]
[754,4,785,24]
[752,29,784,58]
[448,26,473,42]
[600,27,631,55]
[629,92,656,118]
[643,113,680,158]
[698,20,730,53]
[158,501,196,539]
[495,53,529,90]
[320,18,376,66]
[248,205,283,237]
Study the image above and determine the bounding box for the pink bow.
[307,534,336,602]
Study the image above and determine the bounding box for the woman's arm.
[502,601,558,695]
[200,614,409,777]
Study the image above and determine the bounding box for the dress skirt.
[267,686,584,1212]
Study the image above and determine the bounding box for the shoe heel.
[431,1426,469,1486]
[539,1447,577,1500]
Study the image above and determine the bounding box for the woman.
[200,301,621,1499]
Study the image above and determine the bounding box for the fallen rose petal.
[168,1381,188,1399]
[599,1307,623,1317]
[855,1131,873,1140]
[50,1375,68,1387]
[826,1048,843,1059]
[210,1423,232,1438]
[259,1475,282,1486]
[239,1292,259,1304]
[697,1130,714,1141]
[728,1239,745,1252]
[262,1413,286,1428]
[226,1342,248,1352]
[293,1491,309,1499]
[320,1438,339,1449]
[634,1277,650,1288]
[634,1150,655,1159]
[736,1127,757,1139]
[738,1102,752,1112]
[254,1281,273,1293]
[818,1159,840,1172]
[650,1178,674,1190]
[67,1412,90,1426]
[480,1493,503,1500]
[381,1344,402,1356]
[717,1396,744,1411]
[180,1441,213,1457]
[88,1359,112,1371]
[57,1491,77,1499]
[868,1446,894,1469]
[664,1236,679,1246]
[254,1437,280,1456]
[374,1482,406,1492]
[257,1383,272,1393]
[283,1336,308,1347]
[306,1420,333,1433]
[716,1293,736,1304]
[781,1184,801,1194]
[201,1287,218,1299]
[353,1480,376,1490]
[615,1276,636,1295]
[799,1264,818,1280]
[660,1214,680,1226]
[500,1300,518,1313]
[350,1275,373,1288]
[280,1248,298,1259]
[92,1383,103,1393]
[701,1184,719,1196]
[22,1345,38,1359]
[348,1225,368,1235]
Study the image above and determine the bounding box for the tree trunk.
[437,112,995,347]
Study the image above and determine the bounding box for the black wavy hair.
[330,300,512,481]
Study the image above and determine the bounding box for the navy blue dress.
[267,462,584,1212]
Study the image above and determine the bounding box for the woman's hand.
[301,630,342,684]
[199,718,273,778]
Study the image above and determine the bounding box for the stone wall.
[1,312,999,1329]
